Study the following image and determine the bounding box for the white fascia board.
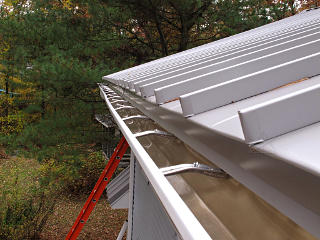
[139,30,320,98]
[99,84,212,240]
[155,38,320,105]
[130,24,320,92]
[239,83,320,144]
[180,51,320,117]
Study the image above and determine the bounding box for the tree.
[299,0,320,10]
[98,0,298,63]
[0,0,113,159]
[0,1,30,134]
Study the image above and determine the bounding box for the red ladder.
[65,136,129,240]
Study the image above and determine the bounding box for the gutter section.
[99,84,212,240]
[106,83,320,239]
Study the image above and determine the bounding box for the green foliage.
[66,151,108,194]
[0,1,113,160]
[0,152,108,239]
[0,157,57,240]
[0,95,26,135]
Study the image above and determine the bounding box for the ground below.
[41,195,127,240]
[0,148,128,240]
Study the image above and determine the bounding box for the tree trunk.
[179,24,189,51]
[148,0,168,56]
[154,16,168,56]
[179,14,190,52]
[41,85,45,118]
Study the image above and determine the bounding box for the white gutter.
[99,84,212,240]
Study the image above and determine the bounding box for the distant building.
[0,89,19,97]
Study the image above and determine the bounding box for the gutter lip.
[98,83,212,240]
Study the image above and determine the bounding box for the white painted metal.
[116,220,128,240]
[104,83,320,238]
[133,130,172,138]
[131,24,320,92]
[99,85,212,240]
[155,39,320,104]
[179,74,320,142]
[122,115,149,121]
[127,151,135,239]
[114,105,135,111]
[110,192,129,209]
[131,161,181,240]
[108,96,123,100]
[106,93,118,97]
[180,51,320,117]
[106,167,130,209]
[160,162,228,178]
[120,17,315,80]
[139,31,320,98]
[254,121,320,178]
[239,82,320,144]
[107,9,320,82]
[127,21,320,87]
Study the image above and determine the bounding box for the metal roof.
[101,8,320,239]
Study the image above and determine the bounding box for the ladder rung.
[65,136,129,240]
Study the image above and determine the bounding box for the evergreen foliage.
[0,0,115,161]
[0,0,306,238]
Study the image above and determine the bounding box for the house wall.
[128,157,181,240]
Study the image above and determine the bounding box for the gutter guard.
[99,84,212,240]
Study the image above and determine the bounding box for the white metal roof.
[101,8,320,239]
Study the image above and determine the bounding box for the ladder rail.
[65,136,129,240]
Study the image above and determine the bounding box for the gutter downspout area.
[99,84,318,240]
